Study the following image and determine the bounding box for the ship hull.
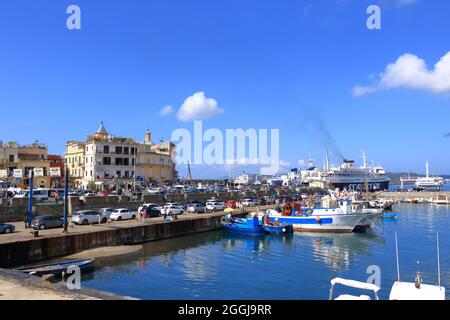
[267,214,365,233]
[330,180,390,192]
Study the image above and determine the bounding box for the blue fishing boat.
[15,259,95,277]
[383,212,397,219]
[222,216,268,236]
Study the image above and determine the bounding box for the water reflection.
[81,204,449,299]
[302,232,385,272]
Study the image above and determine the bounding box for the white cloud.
[353,51,450,97]
[298,159,306,167]
[279,160,291,168]
[160,105,173,116]
[352,86,376,97]
[177,92,224,122]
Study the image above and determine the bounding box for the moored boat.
[222,216,268,236]
[15,259,95,277]
[266,199,368,233]
[430,194,450,205]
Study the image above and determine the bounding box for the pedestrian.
[163,206,168,220]
[24,214,29,229]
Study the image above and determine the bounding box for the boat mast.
[426,161,430,178]
[361,150,367,169]
[325,149,330,171]
[395,232,401,282]
[437,232,441,288]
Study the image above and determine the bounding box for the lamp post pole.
[27,170,34,228]
[63,166,69,233]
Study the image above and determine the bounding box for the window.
[124,171,129,178]
[115,146,122,154]
[104,145,109,154]
[116,171,121,178]
[103,157,111,165]
[124,158,129,166]
[115,158,123,166]
[8,155,14,162]
[124,147,129,155]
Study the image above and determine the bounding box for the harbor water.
[82,203,450,300]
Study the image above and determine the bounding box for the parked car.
[0,223,15,234]
[225,200,238,209]
[98,190,109,197]
[187,202,207,213]
[206,201,225,212]
[242,198,257,207]
[162,204,185,215]
[109,208,136,221]
[184,200,204,209]
[138,203,160,214]
[31,215,64,230]
[71,210,106,225]
[98,208,115,220]
[144,206,162,218]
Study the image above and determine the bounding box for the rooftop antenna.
[395,232,401,282]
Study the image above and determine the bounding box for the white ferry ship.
[301,151,390,192]
[415,161,444,192]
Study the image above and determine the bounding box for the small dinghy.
[15,259,95,277]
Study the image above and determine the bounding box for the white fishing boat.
[266,199,368,233]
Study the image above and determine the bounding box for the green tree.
[86,181,96,191]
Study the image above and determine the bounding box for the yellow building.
[64,141,86,188]
[137,130,176,185]
[0,141,50,188]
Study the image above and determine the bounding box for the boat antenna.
[395,232,401,282]
[437,232,441,288]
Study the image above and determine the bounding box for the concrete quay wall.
[379,191,450,200]
[0,213,240,268]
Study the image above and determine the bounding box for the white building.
[82,123,138,189]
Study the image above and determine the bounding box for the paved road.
[0,205,273,245]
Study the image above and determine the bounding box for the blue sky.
[0,0,449,178]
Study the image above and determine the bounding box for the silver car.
[71,210,104,225]
[187,203,207,213]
